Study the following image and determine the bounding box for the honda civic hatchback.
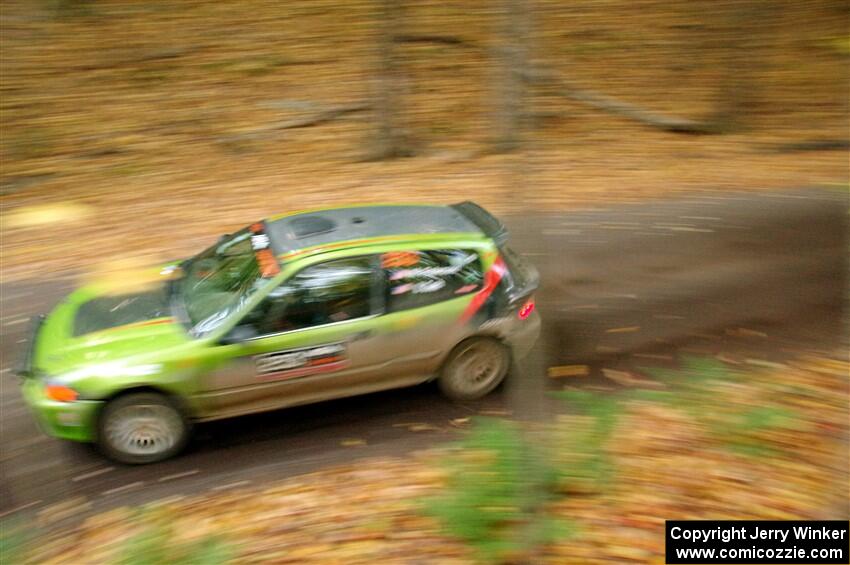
[18,202,540,463]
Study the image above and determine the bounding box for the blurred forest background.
[1,0,847,281]
[1,3,848,562]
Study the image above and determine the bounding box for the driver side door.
[196,255,388,420]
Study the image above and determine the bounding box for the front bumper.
[20,378,101,443]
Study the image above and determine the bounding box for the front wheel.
[98,392,189,464]
[438,337,511,400]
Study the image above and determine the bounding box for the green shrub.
[0,519,33,565]
[117,511,233,565]
[553,390,627,487]
[552,356,801,494]
[423,418,570,563]
[638,356,800,457]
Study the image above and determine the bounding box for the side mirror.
[219,325,258,345]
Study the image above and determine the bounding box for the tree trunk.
[370,0,415,160]
[495,2,555,563]
[705,0,773,133]
[492,0,529,153]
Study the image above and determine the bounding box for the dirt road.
[1,188,846,524]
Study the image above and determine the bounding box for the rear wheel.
[98,392,189,464]
[438,337,511,400]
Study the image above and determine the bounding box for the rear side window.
[384,249,483,313]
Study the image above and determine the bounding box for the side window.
[246,256,375,335]
[384,249,483,313]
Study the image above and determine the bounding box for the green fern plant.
[641,356,799,458]
[423,418,570,563]
[117,511,233,565]
[553,390,626,487]
[0,519,34,565]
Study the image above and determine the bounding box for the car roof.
[265,204,484,257]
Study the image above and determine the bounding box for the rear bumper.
[504,310,541,360]
[20,378,100,443]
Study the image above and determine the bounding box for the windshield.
[180,228,279,337]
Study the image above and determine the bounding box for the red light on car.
[518,298,535,320]
[45,384,78,402]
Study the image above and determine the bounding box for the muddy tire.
[98,392,189,464]
[438,337,511,400]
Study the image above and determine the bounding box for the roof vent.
[290,216,336,239]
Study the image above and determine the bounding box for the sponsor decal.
[386,250,480,296]
[254,342,348,381]
[249,222,281,278]
[391,283,414,295]
[391,280,446,295]
[459,256,507,324]
[381,251,420,268]
[250,233,271,251]
[388,253,476,281]
[411,279,445,294]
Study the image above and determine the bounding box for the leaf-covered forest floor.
[1,0,847,282]
[13,352,848,563]
[1,4,847,562]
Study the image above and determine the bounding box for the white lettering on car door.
[253,343,348,381]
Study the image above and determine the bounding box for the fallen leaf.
[726,328,768,338]
[602,368,634,384]
[632,353,674,361]
[715,353,742,364]
[478,409,512,416]
[407,424,439,432]
[548,364,590,378]
[605,326,640,333]
[601,368,664,389]
[745,359,787,370]
[340,439,366,447]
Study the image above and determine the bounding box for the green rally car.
[18,202,540,463]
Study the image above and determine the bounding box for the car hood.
[34,269,191,376]
[72,288,172,336]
